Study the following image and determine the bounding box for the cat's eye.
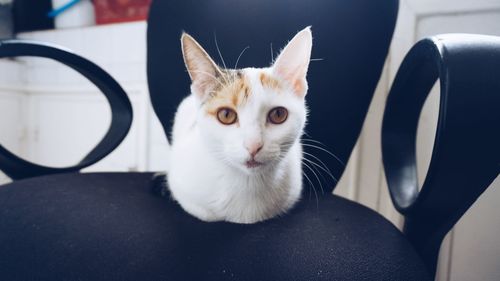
[217,108,238,125]
[268,107,288,124]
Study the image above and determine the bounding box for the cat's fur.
[167,27,312,224]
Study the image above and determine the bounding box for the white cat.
[167,27,312,224]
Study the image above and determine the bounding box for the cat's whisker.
[303,151,338,183]
[302,171,312,201]
[301,138,346,167]
[303,156,338,184]
[213,32,230,85]
[302,138,341,154]
[303,131,314,138]
[302,156,326,178]
[186,70,226,89]
[302,161,325,195]
[303,151,333,173]
[270,42,274,63]
[234,46,250,71]
[303,166,321,211]
[302,138,338,151]
[302,170,318,207]
[301,143,346,167]
[302,157,328,185]
[301,137,325,145]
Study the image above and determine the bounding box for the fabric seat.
[0,173,430,280]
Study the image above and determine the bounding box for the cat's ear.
[181,32,223,99]
[272,27,312,97]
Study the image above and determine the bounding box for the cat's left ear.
[272,26,313,97]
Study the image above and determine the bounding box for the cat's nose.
[245,140,263,158]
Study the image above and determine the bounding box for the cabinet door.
[29,88,148,172]
[0,90,27,184]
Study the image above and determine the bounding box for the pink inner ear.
[293,79,307,96]
[192,79,211,97]
[275,66,308,97]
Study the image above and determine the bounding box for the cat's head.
[181,27,312,174]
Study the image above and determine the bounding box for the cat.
[165,27,312,224]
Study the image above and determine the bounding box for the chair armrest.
[382,34,500,275]
[0,40,133,180]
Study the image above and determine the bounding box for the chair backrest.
[147,0,398,191]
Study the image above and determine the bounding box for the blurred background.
[0,0,498,280]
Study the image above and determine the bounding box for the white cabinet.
[24,86,151,172]
[0,22,169,183]
[0,91,26,155]
[0,89,27,184]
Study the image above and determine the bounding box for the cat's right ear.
[272,27,312,98]
[181,32,223,100]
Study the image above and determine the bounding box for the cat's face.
[182,27,312,174]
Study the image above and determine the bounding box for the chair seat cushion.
[0,172,430,280]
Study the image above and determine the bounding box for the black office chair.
[1,0,498,280]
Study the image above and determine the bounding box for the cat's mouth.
[245,159,263,168]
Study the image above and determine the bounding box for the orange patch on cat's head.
[259,72,281,90]
[205,72,251,116]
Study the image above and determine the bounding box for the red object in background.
[94,0,152,24]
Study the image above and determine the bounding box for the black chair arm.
[382,34,500,275]
[0,40,133,180]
